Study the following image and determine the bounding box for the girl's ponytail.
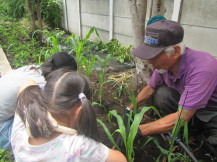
[77,95,100,141]
[16,85,54,138]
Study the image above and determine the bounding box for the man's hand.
[123,107,131,127]
[124,107,131,114]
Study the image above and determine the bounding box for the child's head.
[40,52,77,78]
[17,68,99,141]
[44,68,99,140]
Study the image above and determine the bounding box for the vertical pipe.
[149,0,154,19]
[64,0,69,31]
[172,0,183,22]
[78,0,82,37]
[109,0,114,40]
[146,0,154,29]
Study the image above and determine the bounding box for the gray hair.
[164,42,185,57]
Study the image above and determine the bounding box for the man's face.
[147,50,178,72]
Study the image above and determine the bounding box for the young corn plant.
[81,55,97,77]
[97,107,152,162]
[46,31,64,55]
[137,104,191,161]
[66,27,100,70]
[66,34,82,65]
[141,130,190,162]
[167,106,190,161]
[127,87,138,116]
[95,54,111,105]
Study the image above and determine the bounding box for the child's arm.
[17,80,37,96]
[106,149,127,162]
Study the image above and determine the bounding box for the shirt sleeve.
[179,71,217,110]
[79,137,109,162]
[149,70,165,89]
[11,114,26,150]
[26,71,45,86]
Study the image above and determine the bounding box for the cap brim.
[132,44,166,60]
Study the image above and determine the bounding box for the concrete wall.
[63,0,217,56]
[81,0,109,42]
[63,0,80,34]
[181,0,217,56]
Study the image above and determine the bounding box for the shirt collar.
[168,48,188,82]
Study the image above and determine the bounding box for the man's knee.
[153,86,180,114]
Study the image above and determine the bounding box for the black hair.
[40,52,77,78]
[44,69,99,141]
[17,68,99,141]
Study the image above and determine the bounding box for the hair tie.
[79,93,86,100]
[39,83,45,90]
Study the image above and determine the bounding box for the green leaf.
[127,107,151,161]
[97,119,121,151]
[152,138,169,155]
[108,110,127,147]
[84,27,95,41]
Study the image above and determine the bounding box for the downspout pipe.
[172,0,183,22]
[78,0,82,37]
[109,0,114,40]
[64,0,69,31]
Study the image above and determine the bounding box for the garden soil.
[90,69,217,162]
[3,53,216,161]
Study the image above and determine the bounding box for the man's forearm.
[129,85,155,109]
[139,109,196,136]
[139,112,179,136]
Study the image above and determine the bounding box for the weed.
[41,0,63,27]
[1,0,25,19]
[0,149,14,161]
[86,39,133,63]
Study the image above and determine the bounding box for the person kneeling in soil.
[0,52,77,150]
[126,20,217,156]
[12,69,127,162]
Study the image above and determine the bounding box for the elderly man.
[127,20,217,156]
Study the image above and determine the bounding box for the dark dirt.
[3,50,216,161]
[90,69,217,162]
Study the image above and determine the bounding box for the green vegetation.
[0,18,48,67]
[41,0,63,27]
[0,0,62,28]
[96,54,111,105]
[98,98,192,162]
[0,2,193,161]
[98,107,152,162]
[0,149,14,161]
[86,39,133,63]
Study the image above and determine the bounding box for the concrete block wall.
[113,0,133,45]
[63,0,217,56]
[180,0,217,56]
[81,0,110,42]
[63,0,80,34]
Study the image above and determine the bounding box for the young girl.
[12,68,126,162]
[0,51,77,150]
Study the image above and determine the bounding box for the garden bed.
[90,69,216,162]
[1,17,216,161]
